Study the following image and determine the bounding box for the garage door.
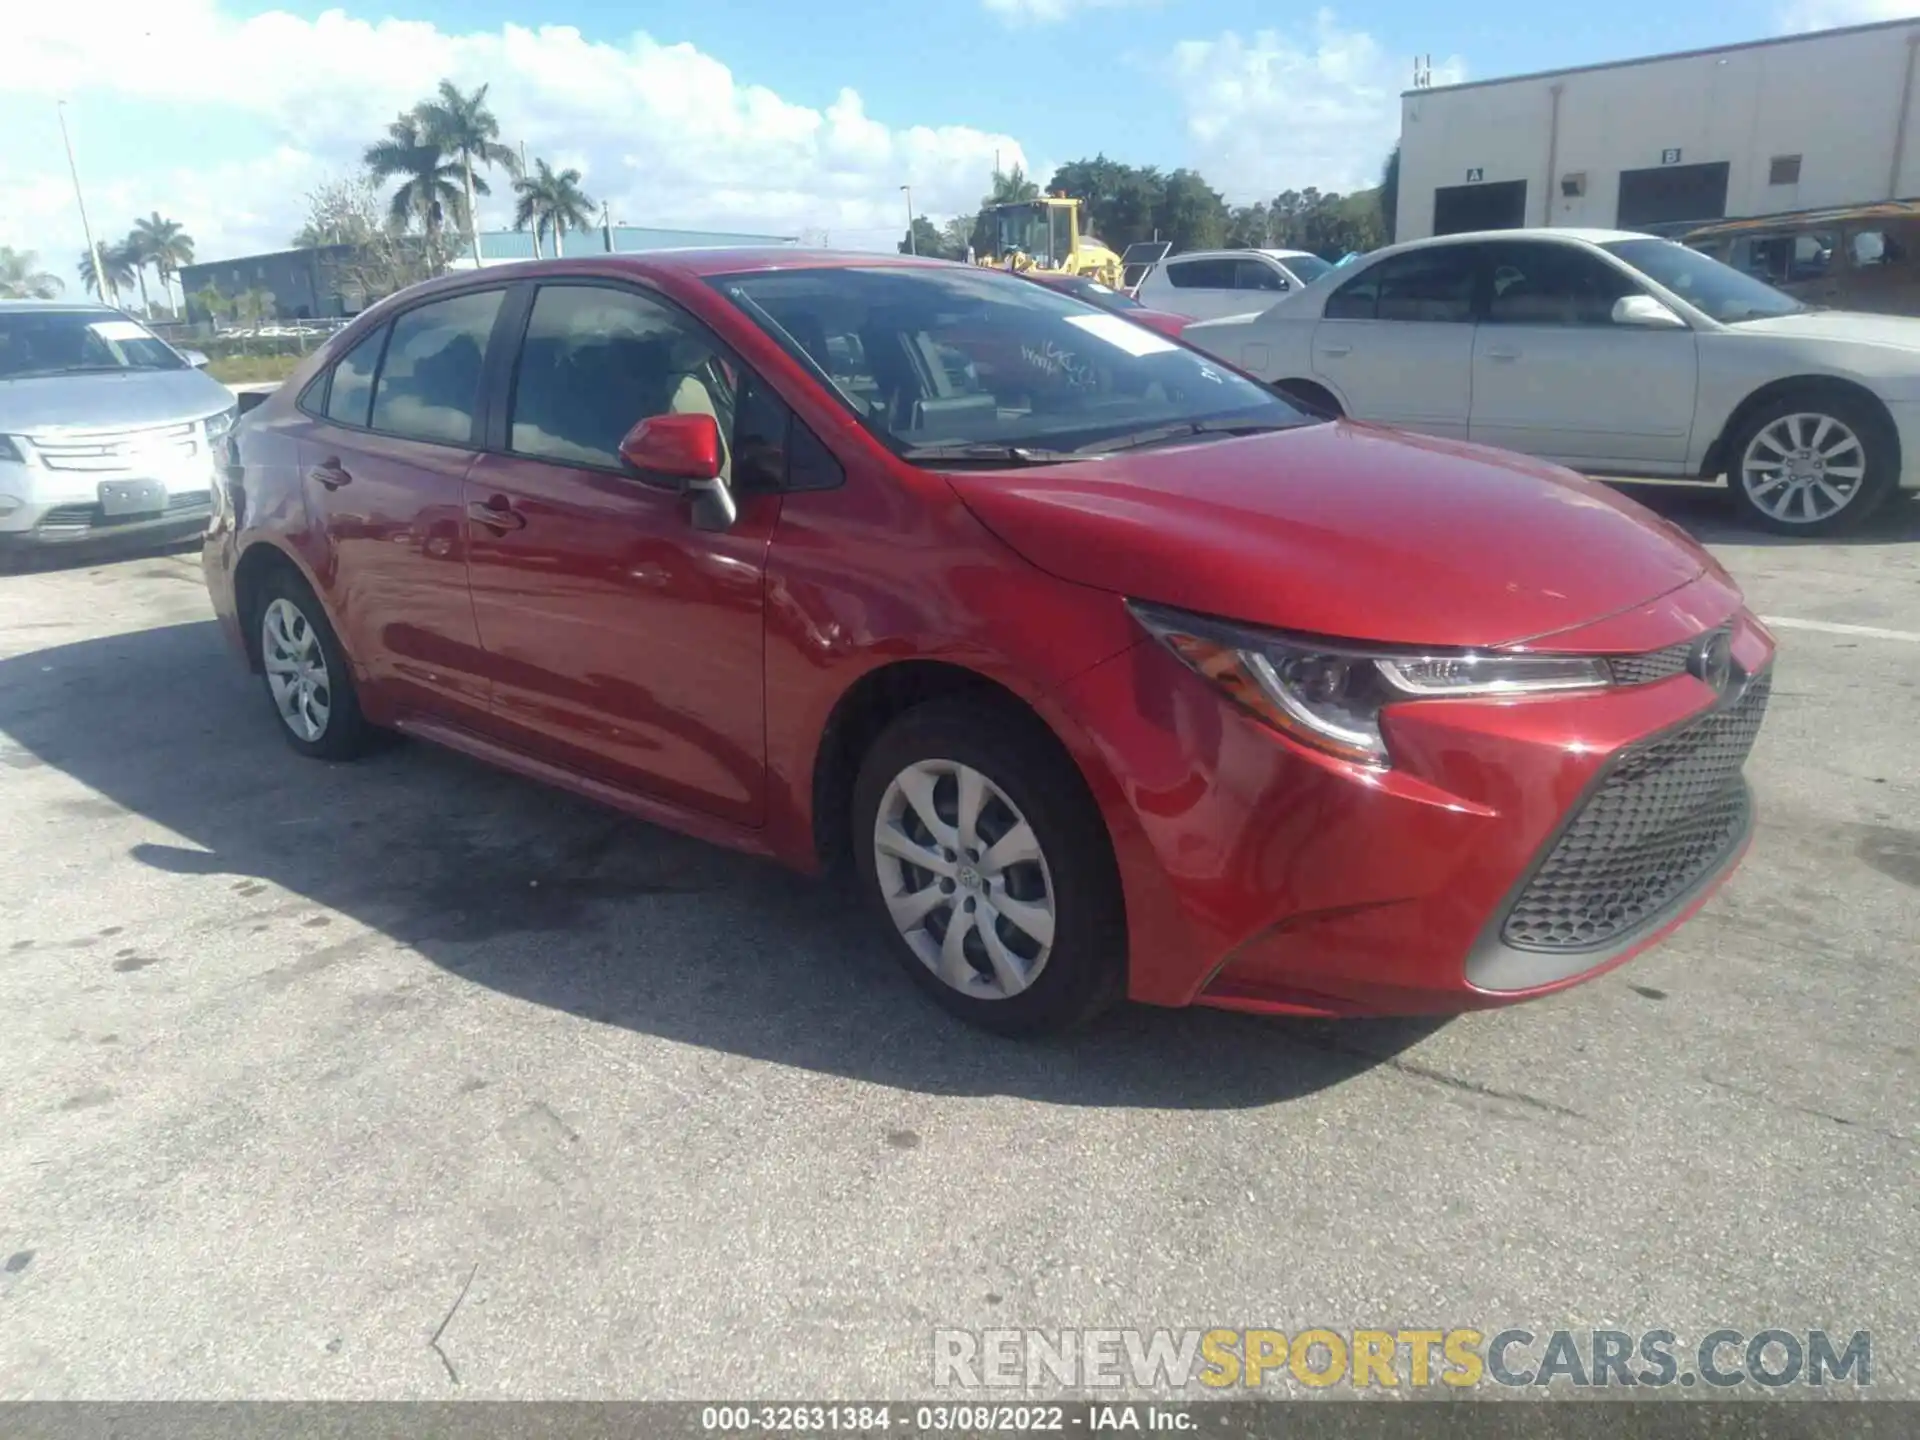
[1433,180,1529,236]
[1617,162,1730,230]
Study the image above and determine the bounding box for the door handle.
[467,497,526,531]
[1485,346,1521,362]
[1317,343,1352,358]
[307,459,350,490]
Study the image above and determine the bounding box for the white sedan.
[1180,227,1920,535]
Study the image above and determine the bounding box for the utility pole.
[602,200,614,255]
[58,101,109,305]
[901,184,916,253]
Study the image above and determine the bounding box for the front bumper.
[1056,588,1775,1017]
[0,452,217,549]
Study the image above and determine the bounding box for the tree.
[364,112,465,274]
[130,213,194,313]
[939,217,974,260]
[76,245,133,305]
[899,216,945,257]
[1380,143,1401,244]
[1157,169,1229,252]
[193,283,230,329]
[416,79,520,268]
[235,287,277,327]
[0,247,62,299]
[512,158,594,258]
[292,171,435,307]
[293,173,386,248]
[1046,156,1165,251]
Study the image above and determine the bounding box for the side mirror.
[181,348,210,369]
[1611,295,1687,330]
[617,412,736,532]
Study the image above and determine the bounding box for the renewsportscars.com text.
[932,1328,1872,1391]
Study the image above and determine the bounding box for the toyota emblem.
[1687,630,1735,693]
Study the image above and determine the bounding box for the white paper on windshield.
[88,320,152,343]
[1063,312,1177,357]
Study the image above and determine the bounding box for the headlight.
[0,435,25,464]
[1127,600,1612,767]
[203,405,239,447]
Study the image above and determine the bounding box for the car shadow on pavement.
[0,619,1444,1111]
[1614,481,1920,547]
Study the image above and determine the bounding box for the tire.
[253,567,380,761]
[851,697,1126,1036]
[1726,389,1899,536]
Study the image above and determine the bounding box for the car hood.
[1,367,235,435]
[945,421,1712,649]
[1731,310,1920,352]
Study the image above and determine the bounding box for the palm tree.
[130,213,195,314]
[76,244,134,305]
[512,159,594,258]
[113,234,154,314]
[0,247,62,299]
[364,112,465,274]
[416,80,519,267]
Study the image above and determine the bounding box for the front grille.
[34,490,212,537]
[1501,671,1771,952]
[32,421,201,472]
[1606,625,1732,686]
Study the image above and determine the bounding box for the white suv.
[1,302,237,558]
[1136,248,1334,321]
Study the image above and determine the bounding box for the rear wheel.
[1727,391,1898,535]
[851,698,1125,1036]
[254,569,379,761]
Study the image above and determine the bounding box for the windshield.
[1277,254,1335,285]
[1602,238,1805,323]
[994,204,1068,267]
[0,310,186,379]
[711,265,1311,459]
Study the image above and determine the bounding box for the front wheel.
[1727,392,1899,535]
[851,698,1126,1036]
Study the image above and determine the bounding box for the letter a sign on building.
[1465,167,1484,183]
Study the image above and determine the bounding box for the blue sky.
[1,0,1903,279]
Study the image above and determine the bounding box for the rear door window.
[1165,258,1238,289]
[367,289,504,446]
[323,326,387,428]
[1373,247,1480,322]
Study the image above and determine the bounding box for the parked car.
[1136,248,1334,321]
[1182,227,1920,535]
[0,300,237,556]
[204,251,1773,1035]
[1683,200,1918,319]
[1015,269,1192,337]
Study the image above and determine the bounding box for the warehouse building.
[1395,16,1920,242]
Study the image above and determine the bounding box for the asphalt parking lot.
[1,486,1916,1402]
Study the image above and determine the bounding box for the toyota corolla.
[203,251,1774,1034]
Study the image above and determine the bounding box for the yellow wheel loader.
[975,196,1124,289]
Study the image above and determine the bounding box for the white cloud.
[1776,0,1915,32]
[2,0,1031,267]
[982,0,1153,25]
[1164,10,1465,201]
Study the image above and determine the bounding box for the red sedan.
[203,252,1772,1035]
[1015,269,1192,338]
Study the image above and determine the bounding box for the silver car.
[1,301,238,556]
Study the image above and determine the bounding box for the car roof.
[0,299,122,315]
[1392,227,1652,250]
[1159,248,1318,263]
